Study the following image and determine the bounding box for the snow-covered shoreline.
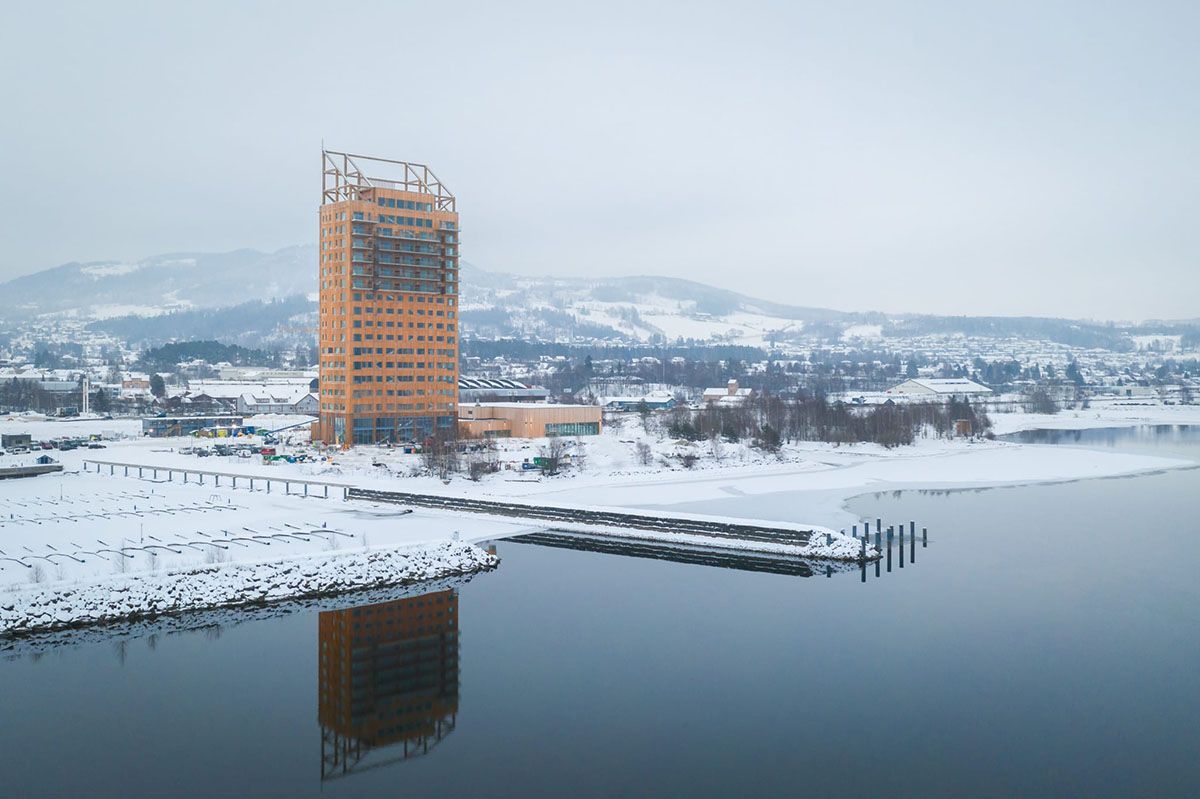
[0,540,497,638]
[2,407,1196,639]
[987,401,1200,436]
[1,573,481,660]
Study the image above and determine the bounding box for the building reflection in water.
[319,588,460,781]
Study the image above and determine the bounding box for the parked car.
[86,443,106,449]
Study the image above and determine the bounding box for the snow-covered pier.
[0,463,64,480]
[349,487,874,561]
[83,458,350,498]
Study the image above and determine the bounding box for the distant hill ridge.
[3,246,1197,350]
[0,246,316,320]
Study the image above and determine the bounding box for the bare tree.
[538,436,570,475]
[421,432,461,480]
[708,429,724,461]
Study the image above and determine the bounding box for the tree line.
[652,393,991,450]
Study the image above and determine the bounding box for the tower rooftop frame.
[322,149,455,212]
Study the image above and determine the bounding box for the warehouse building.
[458,377,548,404]
[142,415,244,437]
[603,392,677,412]
[886,378,992,396]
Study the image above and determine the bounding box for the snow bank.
[534,441,1192,529]
[0,540,497,638]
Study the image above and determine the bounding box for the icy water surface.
[2,426,1198,797]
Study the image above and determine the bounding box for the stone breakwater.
[0,541,498,637]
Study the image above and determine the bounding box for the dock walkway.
[349,487,815,548]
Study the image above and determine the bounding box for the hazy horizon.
[1,1,1197,320]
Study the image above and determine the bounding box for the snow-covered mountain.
[0,246,863,347]
[456,263,865,346]
[3,246,1192,351]
[0,246,316,320]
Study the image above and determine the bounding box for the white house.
[293,392,319,415]
[886,378,992,396]
[236,390,319,416]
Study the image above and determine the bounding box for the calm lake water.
[2,426,1198,798]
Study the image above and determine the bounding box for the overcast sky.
[1,1,1197,320]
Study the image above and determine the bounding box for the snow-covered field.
[0,470,522,587]
[0,462,871,635]
[545,438,1191,530]
[6,405,1197,531]
[523,292,803,347]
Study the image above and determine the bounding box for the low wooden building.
[459,402,601,439]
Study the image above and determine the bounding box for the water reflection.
[507,531,841,576]
[1000,422,1200,454]
[319,588,460,781]
[861,521,929,582]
